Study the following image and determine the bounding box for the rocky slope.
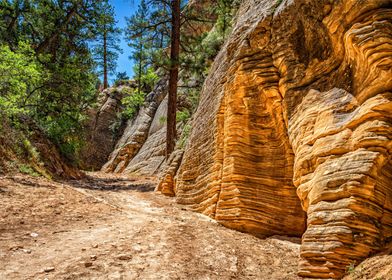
[102,78,168,175]
[0,116,82,179]
[79,83,136,171]
[158,0,391,279]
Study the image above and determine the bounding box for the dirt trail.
[1,172,302,280]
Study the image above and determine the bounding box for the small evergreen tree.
[125,0,152,95]
[115,71,129,81]
[92,2,122,89]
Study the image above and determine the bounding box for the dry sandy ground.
[1,172,302,280]
[1,173,390,280]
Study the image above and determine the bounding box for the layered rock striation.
[168,0,392,278]
[102,78,168,175]
[79,84,135,170]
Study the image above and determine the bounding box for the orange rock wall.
[173,0,392,278]
[176,0,306,235]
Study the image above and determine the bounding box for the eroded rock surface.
[80,85,134,170]
[102,78,168,175]
[170,0,392,278]
[157,149,184,197]
[175,0,307,237]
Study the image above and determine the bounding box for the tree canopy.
[0,0,119,160]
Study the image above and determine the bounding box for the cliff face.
[171,0,392,278]
[79,85,135,171]
[102,79,168,175]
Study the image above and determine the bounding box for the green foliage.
[0,0,113,162]
[121,88,146,119]
[42,114,86,162]
[345,262,365,278]
[125,0,161,94]
[91,1,122,86]
[179,0,240,115]
[176,109,191,123]
[137,67,159,92]
[184,1,240,74]
[0,42,45,119]
[22,138,40,161]
[215,0,241,35]
[18,164,40,177]
[115,72,130,82]
[159,116,167,125]
[179,123,191,149]
[125,0,171,67]
[21,137,51,178]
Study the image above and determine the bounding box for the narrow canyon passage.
[0,172,303,280]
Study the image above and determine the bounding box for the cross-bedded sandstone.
[172,0,392,278]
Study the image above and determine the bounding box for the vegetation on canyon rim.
[0,0,238,166]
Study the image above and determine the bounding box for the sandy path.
[0,172,302,280]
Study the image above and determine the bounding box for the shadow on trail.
[5,176,54,189]
[67,175,156,193]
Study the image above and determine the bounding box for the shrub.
[18,164,40,177]
[176,109,191,123]
[159,116,167,125]
[179,123,192,149]
[0,42,44,120]
[121,88,146,119]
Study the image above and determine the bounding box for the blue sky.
[110,0,141,81]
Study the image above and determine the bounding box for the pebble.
[92,244,99,248]
[9,245,23,251]
[90,255,97,261]
[43,267,55,273]
[84,261,93,268]
[30,232,39,238]
[118,254,132,261]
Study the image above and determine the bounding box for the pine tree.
[92,1,122,89]
[125,0,152,95]
[166,0,181,158]
[115,71,129,82]
[125,0,185,158]
[215,0,240,35]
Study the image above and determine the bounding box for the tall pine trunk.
[166,0,180,159]
[138,43,143,95]
[103,31,108,89]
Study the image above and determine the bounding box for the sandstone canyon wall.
[79,84,136,171]
[166,0,392,278]
[102,79,168,175]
